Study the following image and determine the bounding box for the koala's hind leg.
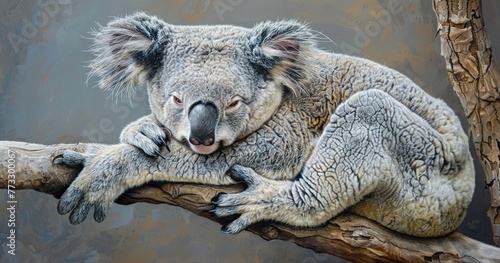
[214,89,472,236]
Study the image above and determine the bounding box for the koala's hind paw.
[120,116,170,158]
[212,165,292,234]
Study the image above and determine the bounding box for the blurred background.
[1,1,499,262]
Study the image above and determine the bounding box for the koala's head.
[90,12,316,155]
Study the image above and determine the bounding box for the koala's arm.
[57,142,232,224]
[57,107,312,224]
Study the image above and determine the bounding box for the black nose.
[188,101,218,146]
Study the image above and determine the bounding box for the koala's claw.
[120,117,170,158]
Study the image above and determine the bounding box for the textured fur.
[58,12,474,237]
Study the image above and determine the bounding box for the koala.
[57,12,475,238]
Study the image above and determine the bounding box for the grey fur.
[58,12,474,237]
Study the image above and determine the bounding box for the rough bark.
[1,141,499,263]
[433,0,500,246]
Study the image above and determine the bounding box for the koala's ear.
[246,20,316,94]
[89,12,170,95]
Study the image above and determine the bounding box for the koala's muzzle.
[188,102,218,146]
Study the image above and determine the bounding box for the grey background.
[0,0,499,262]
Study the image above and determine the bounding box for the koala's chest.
[249,107,318,180]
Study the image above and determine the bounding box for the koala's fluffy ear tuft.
[247,20,315,68]
[247,20,317,95]
[89,12,170,96]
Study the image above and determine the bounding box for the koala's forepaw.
[120,118,170,158]
[212,165,289,234]
[58,169,113,224]
[58,186,93,224]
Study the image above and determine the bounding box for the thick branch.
[1,141,499,262]
[433,0,500,246]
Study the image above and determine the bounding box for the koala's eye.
[226,97,242,112]
[172,94,183,106]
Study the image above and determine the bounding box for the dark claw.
[155,131,169,153]
[155,150,166,160]
[158,135,167,147]
[52,153,64,164]
[201,207,214,213]
[161,128,171,152]
[164,143,171,153]
[220,225,231,234]
[150,134,165,147]
[163,127,172,140]
[211,192,227,204]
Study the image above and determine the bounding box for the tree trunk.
[433,0,500,246]
[1,140,500,262]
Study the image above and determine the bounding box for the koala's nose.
[188,101,218,146]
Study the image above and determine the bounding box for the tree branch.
[432,0,500,246]
[1,140,499,263]
[1,1,499,260]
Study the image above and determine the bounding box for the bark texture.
[433,0,500,245]
[1,141,499,263]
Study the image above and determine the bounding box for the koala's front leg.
[214,89,472,236]
[120,114,170,157]
[57,140,239,224]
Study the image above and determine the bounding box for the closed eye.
[173,96,182,105]
[226,97,242,112]
[170,92,183,107]
[228,100,239,108]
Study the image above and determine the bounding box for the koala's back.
[289,52,474,236]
